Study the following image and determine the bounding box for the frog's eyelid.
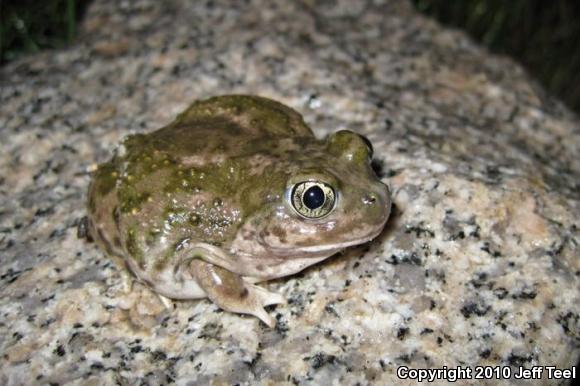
[357,134,374,159]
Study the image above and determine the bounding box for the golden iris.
[290,181,336,219]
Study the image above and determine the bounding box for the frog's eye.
[358,134,374,160]
[290,181,336,219]
[326,130,373,165]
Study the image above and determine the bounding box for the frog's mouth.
[266,224,385,256]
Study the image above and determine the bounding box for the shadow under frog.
[80,95,391,327]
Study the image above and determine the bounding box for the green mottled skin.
[87,95,391,324]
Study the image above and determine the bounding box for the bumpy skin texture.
[87,95,391,326]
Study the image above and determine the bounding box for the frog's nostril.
[362,193,377,205]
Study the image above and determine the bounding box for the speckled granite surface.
[1,0,579,385]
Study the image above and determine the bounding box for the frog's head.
[233,130,391,267]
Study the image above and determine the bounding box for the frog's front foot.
[190,260,285,327]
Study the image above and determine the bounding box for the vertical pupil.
[303,186,325,209]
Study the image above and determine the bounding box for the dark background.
[1,0,580,114]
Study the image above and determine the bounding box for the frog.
[84,95,391,327]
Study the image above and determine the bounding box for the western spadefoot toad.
[84,95,391,327]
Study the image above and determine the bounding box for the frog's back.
[172,95,313,137]
[138,95,315,160]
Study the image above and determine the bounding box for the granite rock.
[0,0,578,385]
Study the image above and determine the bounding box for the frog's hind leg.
[189,260,285,327]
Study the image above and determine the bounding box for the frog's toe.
[238,285,285,327]
[248,284,286,306]
[225,284,282,327]
[157,294,175,309]
[119,271,134,293]
[248,305,277,328]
